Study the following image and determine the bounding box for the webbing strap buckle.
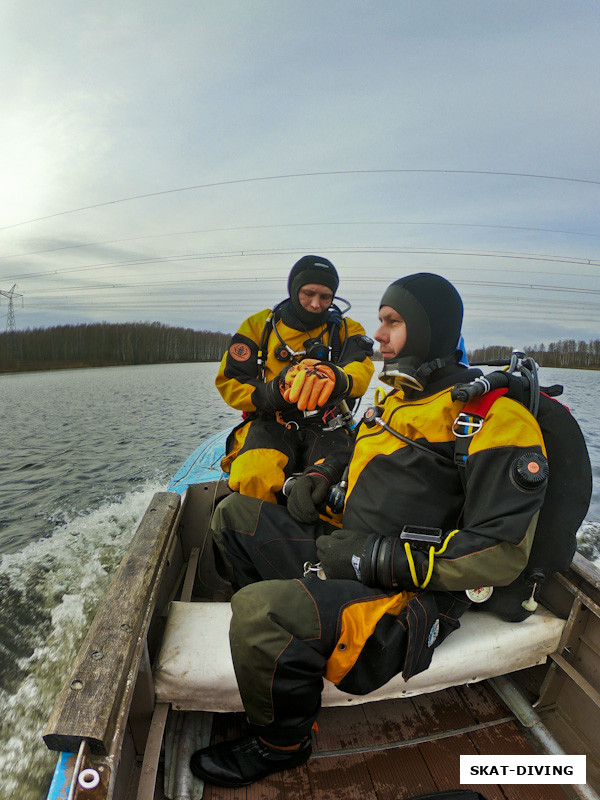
[452,411,484,438]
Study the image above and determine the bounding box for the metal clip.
[452,412,484,438]
[303,409,320,419]
[303,561,327,580]
[322,413,345,431]
[282,476,297,497]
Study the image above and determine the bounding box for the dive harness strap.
[453,388,508,482]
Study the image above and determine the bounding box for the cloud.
[1,1,598,347]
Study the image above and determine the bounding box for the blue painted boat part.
[46,751,76,800]
[168,428,232,494]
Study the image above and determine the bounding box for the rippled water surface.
[0,362,598,798]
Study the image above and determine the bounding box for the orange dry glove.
[310,362,351,408]
[281,360,350,412]
[281,360,318,403]
[281,360,326,411]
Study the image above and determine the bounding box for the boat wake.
[0,482,165,800]
[577,519,600,566]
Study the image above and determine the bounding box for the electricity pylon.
[0,284,23,332]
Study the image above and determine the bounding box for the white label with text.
[460,755,586,784]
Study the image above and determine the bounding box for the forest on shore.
[0,322,599,373]
[0,322,230,373]
[468,339,600,369]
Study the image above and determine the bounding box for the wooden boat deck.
[200,681,570,800]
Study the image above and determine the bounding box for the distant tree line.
[1,324,599,373]
[468,339,600,369]
[0,322,231,373]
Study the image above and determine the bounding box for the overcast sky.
[1,1,599,350]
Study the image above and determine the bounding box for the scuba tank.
[451,351,592,621]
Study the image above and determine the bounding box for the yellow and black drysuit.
[215,299,374,503]
[210,365,548,746]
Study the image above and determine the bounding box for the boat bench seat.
[153,600,566,712]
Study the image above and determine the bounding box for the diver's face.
[374,306,407,360]
[298,283,334,314]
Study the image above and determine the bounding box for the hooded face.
[376,273,464,390]
[287,255,339,326]
[378,273,463,363]
[297,283,335,315]
[374,306,408,360]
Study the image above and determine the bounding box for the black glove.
[316,528,371,580]
[313,362,352,406]
[286,472,329,523]
[251,366,294,411]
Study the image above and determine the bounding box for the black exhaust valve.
[511,452,549,491]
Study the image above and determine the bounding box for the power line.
[29,300,600,317]
[2,168,600,232]
[2,218,600,263]
[3,245,600,284]
[26,294,599,315]
[26,288,600,319]
[22,273,600,296]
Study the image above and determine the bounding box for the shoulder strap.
[454,388,509,482]
[256,309,276,381]
[462,386,510,419]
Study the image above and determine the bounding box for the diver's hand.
[316,528,371,580]
[251,366,294,410]
[286,472,329,523]
[282,360,351,411]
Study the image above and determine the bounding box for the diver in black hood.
[376,272,470,394]
[286,255,340,326]
[215,255,374,504]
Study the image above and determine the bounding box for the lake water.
[0,362,598,799]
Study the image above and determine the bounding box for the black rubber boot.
[190,734,312,787]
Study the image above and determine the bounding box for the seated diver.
[192,272,548,787]
[215,255,374,503]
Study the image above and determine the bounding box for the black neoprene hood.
[287,255,339,326]
[379,273,463,362]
